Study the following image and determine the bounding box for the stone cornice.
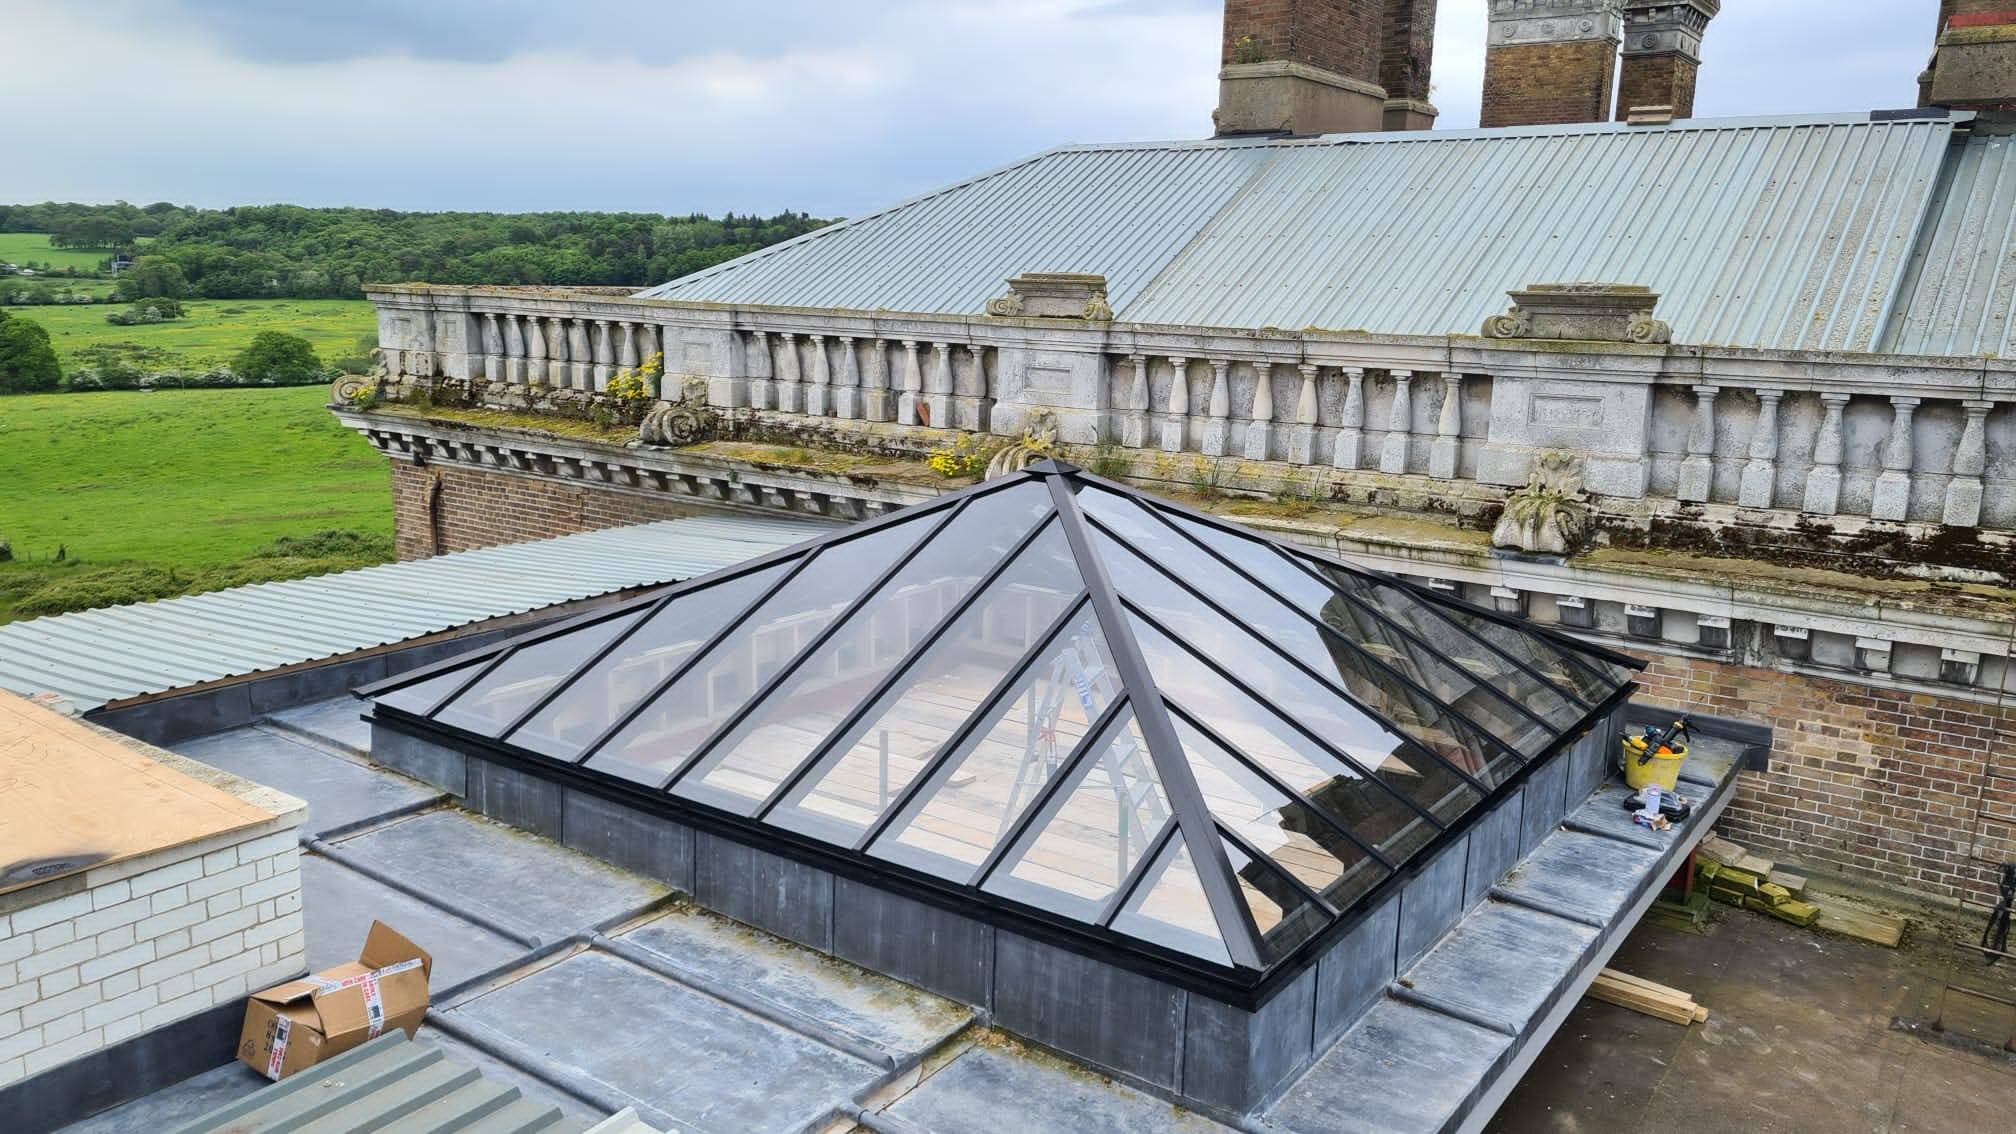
[1218,60,1389,101]
[1489,0,1623,46]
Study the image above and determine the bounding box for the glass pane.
[1140,503,1565,752]
[1224,838,1325,960]
[1169,712,1388,909]
[583,511,941,787]
[1134,615,1466,857]
[431,610,646,736]
[982,709,1171,923]
[1089,522,1517,788]
[510,564,790,758]
[1109,840,1231,966]
[870,611,1123,881]
[674,484,1056,811]
[768,527,1084,844]
[373,663,486,716]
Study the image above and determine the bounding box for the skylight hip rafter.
[1047,473,1268,972]
[654,497,974,792]
[752,513,1064,820]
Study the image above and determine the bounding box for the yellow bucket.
[1621,734,1687,792]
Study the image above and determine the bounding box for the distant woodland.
[0,201,830,299]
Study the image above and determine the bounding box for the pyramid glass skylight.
[368,463,1637,981]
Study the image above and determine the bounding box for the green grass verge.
[0,387,392,622]
[0,232,115,272]
[2,297,377,372]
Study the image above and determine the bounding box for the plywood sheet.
[0,691,275,894]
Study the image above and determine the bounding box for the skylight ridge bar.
[1160,696,1405,871]
[853,592,1093,852]
[970,694,1135,886]
[1048,473,1267,972]
[571,550,820,765]
[1097,821,1184,928]
[1127,504,1562,735]
[1085,514,1503,789]
[1216,819,1337,917]
[752,513,1064,820]
[656,498,974,792]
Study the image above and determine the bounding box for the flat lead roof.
[364,463,1636,987]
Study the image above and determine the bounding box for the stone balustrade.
[365,284,2016,544]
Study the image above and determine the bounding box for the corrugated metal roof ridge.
[1883,128,2016,356]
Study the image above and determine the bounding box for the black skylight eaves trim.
[971,694,1136,888]
[850,592,1094,853]
[655,496,975,792]
[1048,473,1268,972]
[752,513,1064,820]
[1124,503,1562,737]
[1098,820,1184,927]
[1090,520,1499,794]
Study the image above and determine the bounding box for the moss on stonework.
[683,440,948,485]
[367,403,636,443]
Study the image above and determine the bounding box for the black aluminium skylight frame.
[359,460,1641,1005]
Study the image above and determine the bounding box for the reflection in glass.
[374,664,481,717]
[1110,839,1230,965]
[431,610,645,736]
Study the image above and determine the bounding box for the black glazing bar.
[1216,819,1337,917]
[1161,696,1402,872]
[752,514,1062,820]
[1089,517,1497,794]
[422,644,520,720]
[1129,504,1560,737]
[571,550,819,765]
[851,593,1092,853]
[1048,473,1268,972]
[1096,821,1182,928]
[499,595,675,742]
[970,694,1135,887]
[655,498,973,791]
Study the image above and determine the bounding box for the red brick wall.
[1223,0,1384,84]
[1379,0,1436,102]
[389,462,702,559]
[1634,653,2016,907]
[1617,53,1697,119]
[1480,39,1619,127]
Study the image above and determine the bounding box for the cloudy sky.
[0,1,1934,218]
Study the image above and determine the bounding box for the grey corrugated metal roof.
[641,113,1978,354]
[0,512,827,712]
[1882,127,2016,357]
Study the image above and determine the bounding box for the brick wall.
[1223,0,1384,83]
[1634,653,2016,907]
[1617,53,1697,118]
[1480,39,1619,127]
[390,462,703,559]
[0,826,305,1085]
[1378,0,1436,102]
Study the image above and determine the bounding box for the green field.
[4,298,376,372]
[0,387,392,621]
[0,232,114,272]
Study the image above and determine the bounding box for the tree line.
[0,201,831,300]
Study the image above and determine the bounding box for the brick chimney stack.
[1215,1,1440,136]
[1480,0,1624,128]
[1616,1,1718,121]
[1919,1,2016,115]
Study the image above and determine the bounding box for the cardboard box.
[237,920,432,1080]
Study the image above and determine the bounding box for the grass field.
[0,387,392,621]
[3,298,377,371]
[0,232,115,272]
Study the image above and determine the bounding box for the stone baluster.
[1676,385,1718,502]
[567,320,592,390]
[959,344,988,431]
[546,317,568,387]
[835,337,862,420]
[1802,392,1849,515]
[523,316,547,384]
[747,331,774,409]
[1871,395,1919,521]
[1286,364,1319,464]
[926,342,954,428]
[591,320,614,390]
[898,340,922,426]
[1202,359,1233,457]
[1429,371,1461,479]
[1121,354,1150,449]
[1333,367,1366,469]
[1944,400,1994,527]
[806,334,831,417]
[636,325,662,396]
[503,313,527,384]
[1244,363,1275,461]
[479,313,504,382]
[1738,389,1783,508]
[775,332,804,413]
[865,339,893,421]
[617,321,640,371]
[1379,370,1414,474]
[1161,356,1190,453]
